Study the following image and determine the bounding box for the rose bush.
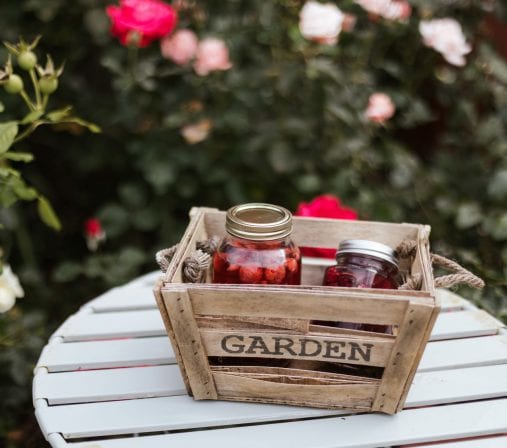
[0,1,506,445]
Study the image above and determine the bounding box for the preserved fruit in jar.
[321,239,400,333]
[212,203,301,285]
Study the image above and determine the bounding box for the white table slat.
[431,309,503,340]
[65,399,507,448]
[404,435,507,447]
[86,285,158,312]
[36,394,340,439]
[36,333,507,373]
[37,336,174,372]
[419,334,507,371]
[52,308,502,343]
[33,362,507,411]
[86,280,469,313]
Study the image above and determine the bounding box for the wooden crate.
[154,207,440,414]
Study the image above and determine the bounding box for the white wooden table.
[33,271,507,448]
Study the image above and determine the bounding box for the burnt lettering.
[221,334,245,354]
[323,340,346,360]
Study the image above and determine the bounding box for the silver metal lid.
[225,203,293,241]
[337,239,399,268]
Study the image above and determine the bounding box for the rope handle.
[397,240,485,290]
[155,237,219,283]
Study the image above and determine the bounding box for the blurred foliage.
[0,0,506,445]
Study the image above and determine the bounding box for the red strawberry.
[265,265,286,284]
[239,265,263,283]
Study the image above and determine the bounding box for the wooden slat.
[54,399,507,445]
[431,309,502,341]
[188,287,411,325]
[36,394,340,439]
[214,372,377,410]
[420,334,507,371]
[86,285,157,312]
[200,329,394,367]
[49,308,502,343]
[36,337,176,372]
[162,289,217,400]
[372,303,434,413]
[33,362,507,408]
[203,211,422,250]
[33,365,187,404]
[403,435,507,447]
[81,274,463,314]
[36,333,507,374]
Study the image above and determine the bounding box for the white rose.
[419,18,472,67]
[299,1,345,45]
[0,265,24,313]
[0,288,15,313]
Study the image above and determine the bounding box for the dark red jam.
[320,240,400,333]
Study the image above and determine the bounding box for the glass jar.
[321,239,400,333]
[212,203,301,285]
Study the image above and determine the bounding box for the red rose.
[295,194,358,258]
[84,218,106,251]
[106,0,178,48]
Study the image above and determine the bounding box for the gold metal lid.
[225,203,293,241]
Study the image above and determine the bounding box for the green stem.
[15,206,39,270]
[20,89,35,112]
[13,121,38,143]
[30,69,42,109]
[42,93,49,109]
[128,44,139,84]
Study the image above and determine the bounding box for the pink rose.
[106,0,177,48]
[419,18,472,67]
[295,195,358,258]
[181,119,212,144]
[355,0,411,21]
[365,93,396,124]
[161,29,198,64]
[193,38,232,76]
[299,1,345,45]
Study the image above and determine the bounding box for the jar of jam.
[212,203,301,285]
[321,239,400,333]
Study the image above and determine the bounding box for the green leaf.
[21,110,44,125]
[0,121,18,153]
[2,151,34,162]
[37,196,61,231]
[46,106,73,122]
[488,169,507,201]
[61,116,101,133]
[0,101,4,113]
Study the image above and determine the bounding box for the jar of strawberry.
[212,203,301,285]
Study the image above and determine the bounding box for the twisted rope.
[155,238,217,283]
[396,239,485,290]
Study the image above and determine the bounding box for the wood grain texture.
[153,278,192,395]
[162,289,217,400]
[372,303,435,413]
[188,287,410,325]
[213,371,377,410]
[200,328,394,367]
